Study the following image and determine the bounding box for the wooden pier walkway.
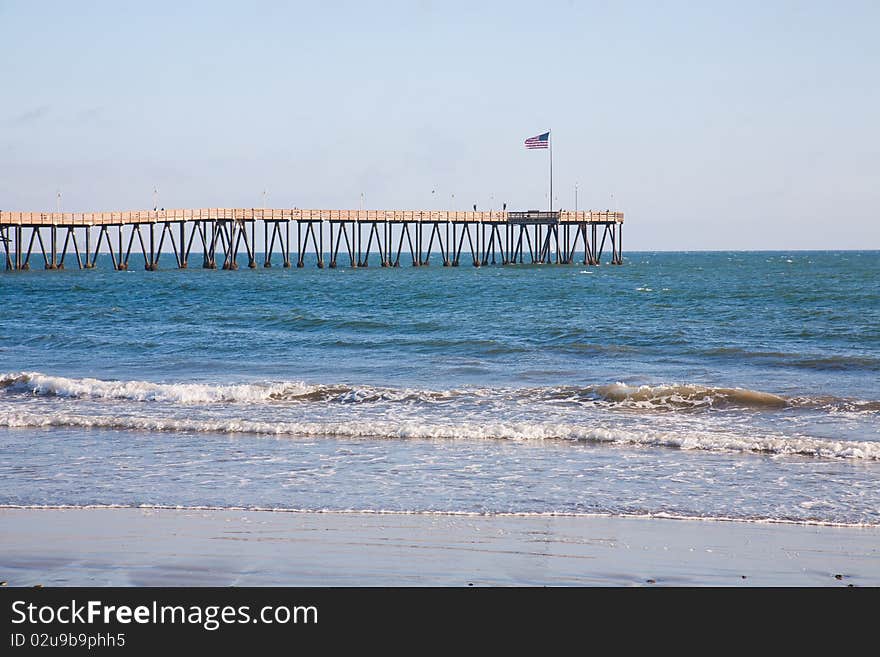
[0,208,624,271]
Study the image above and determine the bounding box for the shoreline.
[2,508,878,586]
[1,504,877,529]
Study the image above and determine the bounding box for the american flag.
[524,132,550,149]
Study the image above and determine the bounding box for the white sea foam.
[0,371,316,403]
[0,503,875,528]
[1,409,878,459]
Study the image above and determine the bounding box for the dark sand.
[1,509,878,586]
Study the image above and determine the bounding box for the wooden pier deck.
[0,208,624,271]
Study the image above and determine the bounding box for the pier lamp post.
[575,183,578,212]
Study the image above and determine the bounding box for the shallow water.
[1,251,878,524]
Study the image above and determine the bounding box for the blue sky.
[1,0,878,249]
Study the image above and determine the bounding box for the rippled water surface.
[1,251,878,524]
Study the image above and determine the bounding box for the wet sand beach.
[1,508,877,587]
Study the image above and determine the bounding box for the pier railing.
[0,209,624,227]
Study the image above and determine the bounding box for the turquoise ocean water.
[1,251,878,525]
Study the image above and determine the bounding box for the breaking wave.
[557,383,790,410]
[1,409,878,459]
[0,372,452,405]
[2,372,878,413]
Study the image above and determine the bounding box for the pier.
[0,208,624,271]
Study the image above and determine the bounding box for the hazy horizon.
[2,0,878,250]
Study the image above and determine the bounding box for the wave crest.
[591,383,788,409]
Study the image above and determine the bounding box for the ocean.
[1,251,878,526]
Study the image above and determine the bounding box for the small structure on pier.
[0,208,624,272]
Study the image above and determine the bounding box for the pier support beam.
[84,227,94,268]
[615,224,623,265]
[179,222,188,268]
[17,226,25,270]
[2,227,12,270]
[264,221,272,268]
[248,220,256,268]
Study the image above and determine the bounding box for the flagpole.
[549,130,553,213]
